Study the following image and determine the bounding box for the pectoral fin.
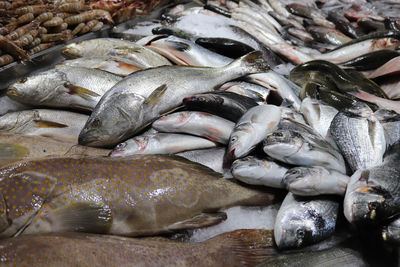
[51,202,113,233]
[168,212,227,230]
[34,120,68,128]
[66,83,100,100]
[144,84,168,107]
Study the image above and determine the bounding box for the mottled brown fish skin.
[0,155,279,237]
[0,134,110,167]
[0,229,275,267]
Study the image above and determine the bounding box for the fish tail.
[226,51,270,75]
[207,229,277,267]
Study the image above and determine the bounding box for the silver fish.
[109,133,218,156]
[0,95,31,116]
[176,147,226,174]
[60,57,141,77]
[220,81,270,103]
[274,192,339,249]
[329,103,386,172]
[152,111,234,144]
[147,35,232,67]
[263,121,346,173]
[0,109,88,144]
[226,104,281,161]
[8,65,122,111]
[62,38,171,68]
[344,141,400,225]
[284,166,350,196]
[79,51,270,147]
[231,156,288,188]
[374,109,400,146]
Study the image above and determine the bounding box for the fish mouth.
[78,131,110,147]
[108,149,124,157]
[7,87,20,98]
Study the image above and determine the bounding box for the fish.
[0,134,110,166]
[231,156,288,188]
[245,71,302,111]
[274,192,339,249]
[7,65,122,111]
[79,51,269,147]
[182,91,259,122]
[374,109,400,146]
[349,90,400,114]
[146,35,232,67]
[257,244,366,267]
[378,76,400,100]
[109,133,218,156]
[62,38,171,68]
[286,3,335,29]
[329,103,386,172]
[152,111,234,144]
[0,95,31,116]
[220,81,271,102]
[195,37,255,59]
[0,155,280,237]
[280,106,307,125]
[176,147,226,174]
[226,104,281,162]
[0,109,88,144]
[307,26,352,46]
[0,229,276,267]
[283,166,350,196]
[327,10,358,39]
[340,50,400,71]
[290,60,388,99]
[263,120,346,173]
[60,57,142,77]
[344,141,400,225]
[301,97,338,145]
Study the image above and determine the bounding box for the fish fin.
[34,120,68,128]
[144,84,168,107]
[65,83,100,100]
[168,41,190,52]
[0,143,30,158]
[206,229,277,267]
[167,212,227,230]
[51,202,113,233]
[226,51,270,74]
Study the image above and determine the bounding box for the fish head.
[231,157,266,180]
[283,167,312,188]
[147,36,193,65]
[344,186,386,225]
[263,130,303,157]
[109,136,150,157]
[7,70,66,103]
[79,92,146,147]
[274,212,315,249]
[62,43,82,59]
[226,122,255,161]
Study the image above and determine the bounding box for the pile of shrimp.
[0,0,169,67]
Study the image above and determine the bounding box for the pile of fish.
[1,0,400,265]
[0,0,169,67]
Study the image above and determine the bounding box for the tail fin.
[207,229,278,267]
[225,51,270,75]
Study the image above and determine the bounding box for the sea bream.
[0,155,280,238]
[79,51,270,147]
[7,65,122,111]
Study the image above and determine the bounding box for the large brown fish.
[0,155,280,238]
[0,229,276,267]
[0,135,110,166]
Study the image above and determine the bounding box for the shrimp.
[0,35,29,60]
[0,54,14,67]
[64,9,113,24]
[59,2,86,12]
[16,13,35,25]
[14,29,39,47]
[28,42,55,55]
[71,22,85,35]
[42,17,64,27]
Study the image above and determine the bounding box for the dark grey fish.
[183,91,258,122]
[274,193,339,249]
[195,37,254,59]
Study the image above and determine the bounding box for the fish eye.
[230,136,238,143]
[115,142,126,150]
[18,77,27,83]
[274,132,284,137]
[368,202,379,211]
[296,229,305,239]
